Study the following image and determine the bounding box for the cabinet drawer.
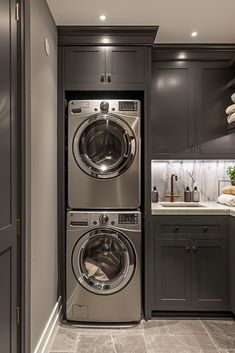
[153,216,227,239]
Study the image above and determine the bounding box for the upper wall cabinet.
[151,48,235,159]
[64,46,106,84]
[151,61,195,156]
[58,26,159,90]
[64,46,145,86]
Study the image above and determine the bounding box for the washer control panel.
[67,212,141,230]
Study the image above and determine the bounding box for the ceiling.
[46,0,235,43]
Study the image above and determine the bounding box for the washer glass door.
[73,114,136,179]
[72,229,136,295]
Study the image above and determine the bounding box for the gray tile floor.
[50,319,235,353]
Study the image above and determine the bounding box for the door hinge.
[17,218,20,237]
[15,2,20,21]
[16,307,20,325]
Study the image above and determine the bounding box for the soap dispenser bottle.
[184,186,191,202]
[192,186,200,202]
[151,186,159,203]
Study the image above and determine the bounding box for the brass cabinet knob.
[185,246,190,252]
[202,226,208,232]
[192,245,197,251]
[174,226,179,232]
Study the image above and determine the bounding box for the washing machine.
[68,99,141,209]
[66,211,141,323]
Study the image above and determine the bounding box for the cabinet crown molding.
[58,26,159,46]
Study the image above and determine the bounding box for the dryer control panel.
[68,99,141,117]
[67,211,141,230]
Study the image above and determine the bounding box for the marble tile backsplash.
[152,160,235,202]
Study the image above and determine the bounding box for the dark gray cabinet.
[64,46,145,85]
[151,61,195,157]
[229,217,235,315]
[65,46,106,84]
[152,216,228,312]
[192,239,228,310]
[151,57,235,159]
[155,239,192,309]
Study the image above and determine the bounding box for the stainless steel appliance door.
[72,229,136,295]
[73,114,136,179]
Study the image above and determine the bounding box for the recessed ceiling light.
[191,31,198,37]
[178,52,186,59]
[102,37,110,44]
[99,14,106,21]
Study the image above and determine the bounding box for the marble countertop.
[152,201,235,217]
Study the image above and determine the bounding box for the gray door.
[154,239,192,309]
[151,61,195,157]
[64,46,106,84]
[192,239,228,310]
[106,47,145,84]
[0,0,18,352]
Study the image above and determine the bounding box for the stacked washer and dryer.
[66,99,142,323]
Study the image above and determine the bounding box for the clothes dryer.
[68,100,141,209]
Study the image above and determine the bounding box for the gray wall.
[30,0,58,351]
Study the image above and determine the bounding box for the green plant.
[227,166,235,181]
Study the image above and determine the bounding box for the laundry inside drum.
[82,234,125,282]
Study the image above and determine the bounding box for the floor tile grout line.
[74,329,81,353]
[200,319,220,353]
[111,335,118,353]
[143,329,150,353]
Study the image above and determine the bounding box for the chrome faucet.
[165,174,180,202]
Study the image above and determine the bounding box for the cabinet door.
[64,46,106,84]
[154,239,192,309]
[106,47,145,84]
[151,61,195,158]
[192,239,228,310]
[230,218,235,315]
[196,62,235,156]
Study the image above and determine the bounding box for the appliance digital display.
[118,214,138,224]
[119,101,138,111]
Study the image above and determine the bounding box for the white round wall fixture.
[99,14,106,21]
[44,38,50,56]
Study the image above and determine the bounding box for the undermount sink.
[159,202,206,208]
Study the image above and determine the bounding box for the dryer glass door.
[73,114,136,179]
[72,229,136,295]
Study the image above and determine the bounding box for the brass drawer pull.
[192,246,197,251]
[185,246,190,252]
[202,226,208,232]
[174,226,179,232]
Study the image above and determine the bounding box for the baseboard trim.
[34,296,62,353]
